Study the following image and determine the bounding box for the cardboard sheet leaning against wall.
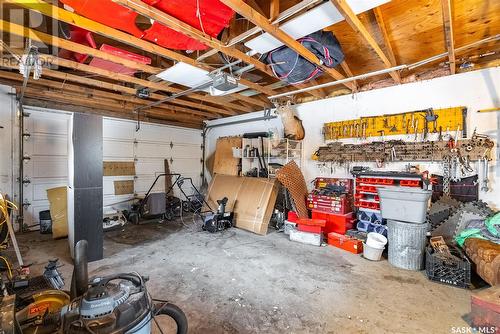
[205,174,278,235]
[46,186,68,239]
[213,136,242,176]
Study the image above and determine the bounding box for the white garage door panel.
[135,142,170,158]
[103,118,136,140]
[103,194,134,208]
[173,130,202,145]
[171,158,201,173]
[170,144,201,159]
[26,135,68,156]
[0,86,13,194]
[103,140,134,159]
[135,124,170,142]
[134,176,164,194]
[135,159,166,176]
[22,107,71,226]
[29,180,67,201]
[26,156,67,179]
[26,113,69,135]
[103,178,116,196]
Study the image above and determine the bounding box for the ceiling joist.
[330,0,401,83]
[373,7,399,72]
[440,0,456,74]
[113,0,277,92]
[0,21,253,115]
[219,0,356,91]
[4,0,275,100]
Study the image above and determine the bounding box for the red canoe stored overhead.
[60,0,234,51]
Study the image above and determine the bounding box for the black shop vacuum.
[1,240,188,334]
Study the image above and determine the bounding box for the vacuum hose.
[154,302,189,334]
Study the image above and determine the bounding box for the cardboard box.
[205,175,278,235]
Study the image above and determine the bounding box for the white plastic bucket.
[363,243,385,261]
[366,232,387,249]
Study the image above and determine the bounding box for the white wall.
[206,67,500,209]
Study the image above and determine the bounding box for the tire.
[128,212,140,225]
[154,302,188,334]
[182,201,190,213]
[164,210,174,221]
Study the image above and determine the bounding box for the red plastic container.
[297,218,326,227]
[298,224,323,234]
[400,179,421,187]
[327,232,363,254]
[311,211,354,235]
[287,211,299,223]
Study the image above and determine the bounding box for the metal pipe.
[17,103,24,231]
[268,65,408,99]
[408,34,499,70]
[204,114,277,130]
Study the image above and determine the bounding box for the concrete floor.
[13,217,473,334]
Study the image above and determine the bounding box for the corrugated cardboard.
[205,175,278,235]
[46,186,68,239]
[103,161,135,176]
[114,180,134,195]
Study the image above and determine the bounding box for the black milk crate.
[425,246,472,289]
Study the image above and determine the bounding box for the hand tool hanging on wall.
[480,157,490,192]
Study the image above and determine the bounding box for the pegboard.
[314,137,494,163]
[103,161,136,176]
[323,107,467,140]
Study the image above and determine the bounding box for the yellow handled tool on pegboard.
[323,107,467,140]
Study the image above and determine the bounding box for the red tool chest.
[314,177,353,193]
[311,211,354,235]
[307,192,352,214]
[327,232,363,254]
[296,218,326,234]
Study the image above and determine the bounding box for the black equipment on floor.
[203,197,234,233]
[128,173,212,224]
[64,240,188,334]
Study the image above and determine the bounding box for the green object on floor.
[484,212,500,237]
[455,229,487,247]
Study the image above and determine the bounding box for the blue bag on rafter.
[264,30,345,85]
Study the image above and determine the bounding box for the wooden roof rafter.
[373,7,399,72]
[113,0,327,99]
[219,0,356,91]
[0,20,256,116]
[330,0,401,83]
[4,0,276,102]
[440,0,456,74]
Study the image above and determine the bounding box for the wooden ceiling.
[0,0,498,128]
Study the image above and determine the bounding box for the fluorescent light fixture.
[156,62,247,96]
[245,0,390,54]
